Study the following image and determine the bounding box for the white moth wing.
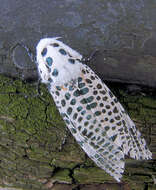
[49,64,152,181]
[81,64,152,160]
[49,84,125,182]
[116,103,152,160]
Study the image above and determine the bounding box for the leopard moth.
[36,37,152,182]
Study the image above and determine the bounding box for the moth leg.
[81,49,99,63]
[35,79,49,103]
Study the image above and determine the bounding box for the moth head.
[36,37,83,86]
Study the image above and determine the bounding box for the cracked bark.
[0,75,155,190]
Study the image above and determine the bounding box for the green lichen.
[51,169,72,183]
[73,167,112,183]
[0,74,156,190]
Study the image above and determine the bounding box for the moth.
[36,37,152,182]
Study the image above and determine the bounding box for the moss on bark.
[0,75,155,190]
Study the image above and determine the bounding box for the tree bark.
[0,75,155,190]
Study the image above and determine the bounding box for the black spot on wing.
[51,43,59,47]
[41,48,47,56]
[46,57,53,66]
[59,49,67,55]
[52,69,58,76]
[68,58,75,64]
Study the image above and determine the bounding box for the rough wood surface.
[0,75,155,190]
[1,0,156,90]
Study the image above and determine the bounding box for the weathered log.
[0,75,155,190]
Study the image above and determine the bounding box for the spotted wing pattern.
[36,38,152,182]
[49,64,152,182]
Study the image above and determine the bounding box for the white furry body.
[36,38,82,85]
